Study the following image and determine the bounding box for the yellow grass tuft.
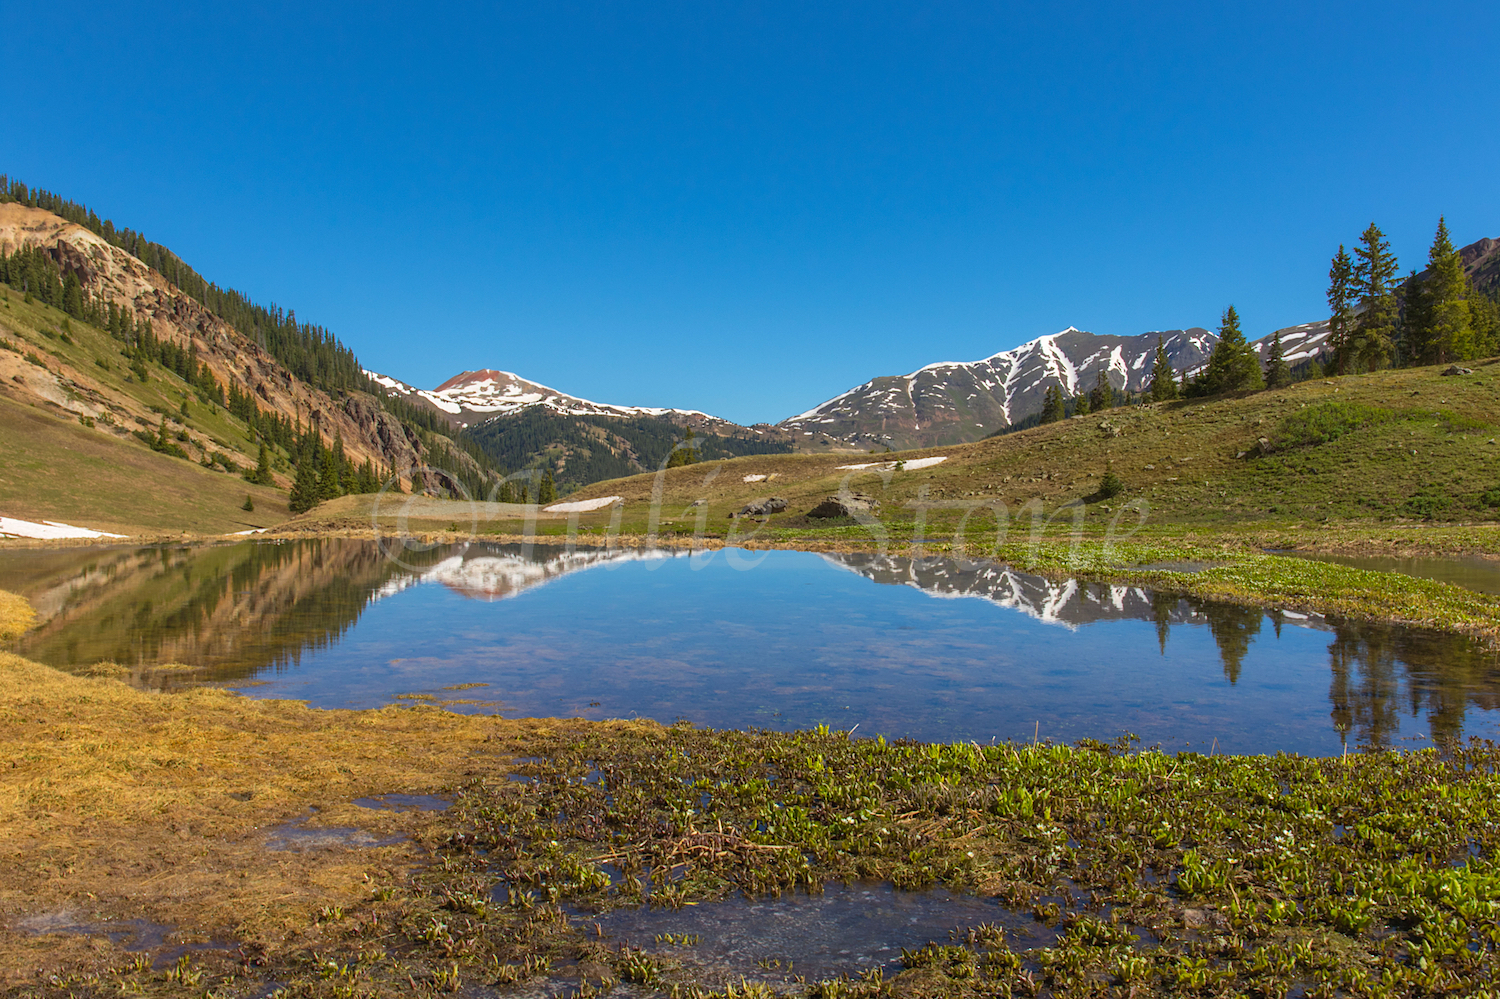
[0,589,36,640]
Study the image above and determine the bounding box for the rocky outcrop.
[736,496,787,517]
[807,492,880,518]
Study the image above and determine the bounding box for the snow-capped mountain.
[364,367,742,432]
[782,322,1331,450]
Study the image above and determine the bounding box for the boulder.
[1441,365,1474,376]
[807,493,880,519]
[738,496,787,517]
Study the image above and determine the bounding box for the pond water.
[4,539,1499,755]
[1276,550,1500,596]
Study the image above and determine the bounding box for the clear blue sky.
[6,2,1497,425]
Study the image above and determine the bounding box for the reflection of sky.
[225,549,1500,756]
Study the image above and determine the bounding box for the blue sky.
[5,2,1497,425]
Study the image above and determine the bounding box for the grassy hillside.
[0,393,287,535]
[487,359,1498,533]
[1,289,290,534]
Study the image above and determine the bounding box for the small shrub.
[1274,400,1395,449]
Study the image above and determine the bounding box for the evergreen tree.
[1088,370,1112,412]
[1072,388,1091,416]
[1039,384,1065,423]
[242,494,254,512]
[318,443,343,501]
[538,471,557,504]
[1351,223,1398,370]
[1327,245,1356,373]
[1196,305,1263,395]
[1264,331,1292,389]
[1148,335,1178,402]
[250,441,274,485]
[288,446,321,514]
[666,427,700,467]
[1412,217,1473,363]
[1470,290,1500,358]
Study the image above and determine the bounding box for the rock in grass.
[737,496,787,517]
[806,493,879,518]
[1441,365,1474,376]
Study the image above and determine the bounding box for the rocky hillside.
[0,201,490,497]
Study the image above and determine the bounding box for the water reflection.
[3,540,1498,752]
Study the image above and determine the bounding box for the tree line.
[1327,218,1499,372]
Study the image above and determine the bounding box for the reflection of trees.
[1151,592,1177,655]
[1327,621,1500,748]
[15,540,451,687]
[1189,600,1263,684]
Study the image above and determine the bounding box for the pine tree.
[538,471,557,504]
[1072,387,1091,416]
[288,447,321,513]
[1264,331,1292,389]
[250,441,274,485]
[242,494,254,512]
[1416,217,1473,363]
[1352,223,1398,370]
[1197,305,1263,395]
[1148,335,1178,402]
[1470,289,1500,359]
[319,443,342,501]
[1040,385,1064,423]
[1088,370,1112,412]
[1327,245,1356,373]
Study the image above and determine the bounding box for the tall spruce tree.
[1470,291,1500,358]
[1073,387,1091,416]
[1327,245,1356,373]
[1197,305,1263,395]
[1414,217,1473,364]
[1039,384,1065,423]
[1264,331,1292,389]
[288,446,321,513]
[1148,335,1178,402]
[1089,370,1112,412]
[251,440,273,485]
[1352,223,1398,370]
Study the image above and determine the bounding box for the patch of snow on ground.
[0,517,127,540]
[836,456,947,471]
[542,496,623,514]
[742,474,767,482]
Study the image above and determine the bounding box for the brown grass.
[0,589,34,640]
[0,649,611,984]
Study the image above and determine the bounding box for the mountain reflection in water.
[2,540,1496,752]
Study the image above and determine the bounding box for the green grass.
[0,392,286,535]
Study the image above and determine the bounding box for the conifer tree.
[251,441,274,485]
[1264,331,1292,389]
[1073,387,1091,416]
[242,494,254,512]
[319,443,342,501]
[1148,335,1178,402]
[1470,290,1500,359]
[1352,223,1398,370]
[1414,217,1473,363]
[288,447,321,513]
[1039,385,1064,423]
[1197,305,1263,395]
[1088,370,1112,412]
[1327,245,1355,373]
[538,471,557,504]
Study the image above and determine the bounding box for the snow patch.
[542,496,623,514]
[836,456,947,471]
[0,517,127,540]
